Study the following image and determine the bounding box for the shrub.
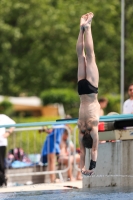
[0,98,13,116]
[40,88,79,117]
[104,94,120,114]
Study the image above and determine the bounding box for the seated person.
[58,129,82,181]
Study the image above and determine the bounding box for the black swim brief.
[78,79,98,95]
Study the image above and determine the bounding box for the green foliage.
[13,116,58,123]
[41,88,79,117]
[7,130,46,154]
[124,1,133,91]
[41,88,78,104]
[103,94,121,114]
[0,98,13,116]
[0,0,132,98]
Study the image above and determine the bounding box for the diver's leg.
[76,15,87,81]
[84,13,99,87]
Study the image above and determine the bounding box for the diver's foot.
[80,14,88,26]
[84,12,94,28]
[80,14,88,32]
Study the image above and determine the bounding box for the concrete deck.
[0,180,82,193]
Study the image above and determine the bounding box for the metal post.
[120,0,125,113]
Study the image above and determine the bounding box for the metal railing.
[1,121,77,183]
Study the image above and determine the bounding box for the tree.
[124,0,133,93]
[0,0,132,99]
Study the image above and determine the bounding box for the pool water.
[1,187,133,200]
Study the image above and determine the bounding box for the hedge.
[40,88,80,117]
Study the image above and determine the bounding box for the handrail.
[1,114,133,128]
[7,125,72,180]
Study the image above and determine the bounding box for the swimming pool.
[1,187,133,200]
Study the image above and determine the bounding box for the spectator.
[99,97,108,116]
[0,114,15,186]
[123,84,133,114]
[40,115,73,183]
[41,125,65,183]
[7,147,31,164]
[58,129,82,181]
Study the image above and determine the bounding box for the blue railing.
[1,114,133,129]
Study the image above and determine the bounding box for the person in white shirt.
[0,114,15,186]
[123,84,133,114]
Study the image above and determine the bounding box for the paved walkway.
[0,180,82,193]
